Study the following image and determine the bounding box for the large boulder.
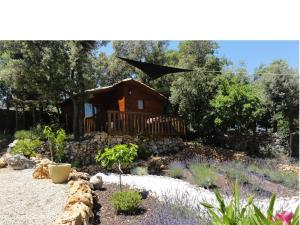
[90,174,103,190]
[6,154,36,170]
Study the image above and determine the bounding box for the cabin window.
[137,100,144,110]
[84,103,93,117]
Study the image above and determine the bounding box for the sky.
[99,41,299,74]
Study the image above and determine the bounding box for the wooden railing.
[84,111,186,137]
[107,110,186,137]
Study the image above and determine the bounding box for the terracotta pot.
[48,163,71,184]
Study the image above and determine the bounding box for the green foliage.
[258,60,299,134]
[95,143,138,169]
[43,126,66,162]
[12,138,42,157]
[202,181,254,225]
[130,166,148,175]
[211,72,262,132]
[14,130,37,140]
[95,143,138,190]
[202,181,300,225]
[109,191,142,213]
[189,163,218,188]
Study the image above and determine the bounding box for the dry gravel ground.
[0,168,67,225]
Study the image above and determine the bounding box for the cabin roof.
[85,78,167,100]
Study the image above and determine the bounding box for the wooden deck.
[84,110,186,137]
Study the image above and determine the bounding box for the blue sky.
[99,41,299,74]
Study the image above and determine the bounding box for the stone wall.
[63,132,184,166]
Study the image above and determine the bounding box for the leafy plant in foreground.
[95,143,138,191]
[201,180,254,225]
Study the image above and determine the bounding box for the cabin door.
[94,105,106,132]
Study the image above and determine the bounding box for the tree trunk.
[118,162,123,191]
[71,96,80,140]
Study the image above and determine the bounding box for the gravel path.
[0,168,67,225]
[97,172,299,212]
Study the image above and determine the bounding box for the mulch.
[93,184,159,225]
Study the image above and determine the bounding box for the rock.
[90,174,103,190]
[0,157,6,168]
[6,140,18,154]
[69,180,92,195]
[69,171,90,181]
[32,158,52,179]
[7,154,36,170]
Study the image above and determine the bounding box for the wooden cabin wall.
[121,82,166,114]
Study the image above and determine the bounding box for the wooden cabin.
[62,78,185,137]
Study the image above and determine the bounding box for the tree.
[210,72,263,133]
[258,60,299,136]
[0,41,108,139]
[169,41,226,139]
[95,144,138,191]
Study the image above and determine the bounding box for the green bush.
[169,167,184,179]
[12,139,42,157]
[14,130,36,140]
[189,163,218,188]
[109,191,142,213]
[130,166,148,175]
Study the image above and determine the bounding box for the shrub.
[12,138,42,157]
[169,161,186,179]
[109,191,142,213]
[14,130,36,140]
[220,161,249,184]
[189,163,218,188]
[131,166,148,175]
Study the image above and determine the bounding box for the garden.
[0,126,299,225]
[0,40,299,225]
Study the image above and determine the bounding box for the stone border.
[53,171,94,225]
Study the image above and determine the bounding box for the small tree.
[95,143,138,191]
[43,126,66,162]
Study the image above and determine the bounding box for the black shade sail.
[118,56,193,80]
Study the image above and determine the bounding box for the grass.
[169,168,184,179]
[218,161,249,184]
[248,163,299,190]
[189,163,218,188]
[168,161,186,179]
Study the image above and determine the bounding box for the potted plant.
[43,126,70,184]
